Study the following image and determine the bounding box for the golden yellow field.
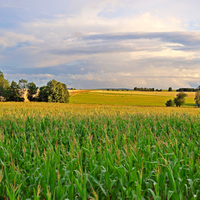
[91,90,196,98]
[1,102,200,118]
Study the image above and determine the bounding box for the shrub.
[165,99,174,107]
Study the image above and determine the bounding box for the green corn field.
[0,103,199,199]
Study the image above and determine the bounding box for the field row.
[0,103,199,199]
[69,90,197,107]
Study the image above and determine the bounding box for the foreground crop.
[0,103,199,199]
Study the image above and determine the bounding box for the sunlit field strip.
[0,103,199,199]
[69,92,196,107]
[91,90,196,98]
[1,102,200,117]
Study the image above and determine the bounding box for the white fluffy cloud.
[0,32,42,48]
[1,0,200,88]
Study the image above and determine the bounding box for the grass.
[70,91,196,107]
[0,102,199,199]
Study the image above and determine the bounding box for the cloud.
[57,71,200,89]
[1,0,200,89]
[3,73,55,87]
[0,32,43,48]
[1,4,28,10]
[83,32,200,48]
[5,73,54,79]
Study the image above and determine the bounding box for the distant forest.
[176,87,200,92]
[106,86,200,92]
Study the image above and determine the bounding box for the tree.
[38,79,70,103]
[0,71,9,98]
[168,87,172,91]
[47,79,70,103]
[18,79,28,90]
[38,86,49,102]
[6,81,24,102]
[27,82,38,101]
[174,92,188,107]
[18,79,28,98]
[194,90,200,107]
[165,99,174,107]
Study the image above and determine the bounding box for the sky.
[1,0,200,89]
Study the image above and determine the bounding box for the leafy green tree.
[38,86,49,102]
[174,92,188,107]
[168,87,172,91]
[27,82,38,101]
[47,79,70,103]
[6,81,24,102]
[18,79,28,90]
[194,90,200,107]
[38,79,70,103]
[165,99,174,107]
[0,71,10,98]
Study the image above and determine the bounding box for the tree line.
[176,88,199,92]
[0,71,69,103]
[134,87,162,91]
[106,88,162,91]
